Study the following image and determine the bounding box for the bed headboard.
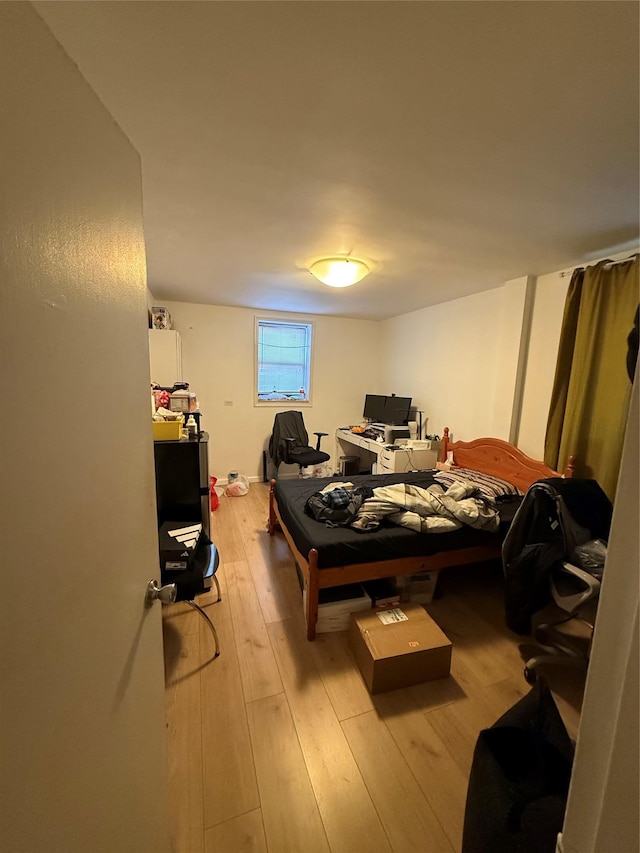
[440,427,574,493]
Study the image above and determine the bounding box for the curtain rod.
[559,255,638,277]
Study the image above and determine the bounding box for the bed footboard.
[304,545,502,639]
[305,550,320,641]
[269,481,319,637]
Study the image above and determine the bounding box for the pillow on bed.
[434,467,523,502]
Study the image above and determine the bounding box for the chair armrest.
[551,561,600,614]
[313,432,329,450]
[560,560,601,590]
[281,436,296,463]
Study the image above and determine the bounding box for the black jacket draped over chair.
[268,410,329,475]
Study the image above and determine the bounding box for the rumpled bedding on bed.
[304,478,499,534]
[305,484,374,527]
[353,480,500,533]
[277,470,521,569]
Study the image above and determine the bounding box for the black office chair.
[502,477,612,684]
[268,410,329,477]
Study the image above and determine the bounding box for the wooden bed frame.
[268,428,574,640]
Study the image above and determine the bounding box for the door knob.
[144,579,177,608]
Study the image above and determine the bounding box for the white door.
[0,6,170,851]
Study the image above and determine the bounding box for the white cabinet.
[377,446,438,474]
[148,329,182,386]
[335,429,440,474]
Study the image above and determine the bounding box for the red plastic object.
[210,476,220,511]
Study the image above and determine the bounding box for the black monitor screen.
[384,396,412,425]
[363,394,387,422]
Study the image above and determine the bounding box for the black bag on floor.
[462,680,574,853]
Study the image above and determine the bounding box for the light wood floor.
[163,482,584,853]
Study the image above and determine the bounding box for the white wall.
[560,375,639,853]
[379,280,527,442]
[518,270,570,458]
[164,302,380,480]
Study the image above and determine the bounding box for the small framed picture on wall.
[151,306,172,329]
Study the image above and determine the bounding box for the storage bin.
[396,571,439,604]
[339,455,360,476]
[152,420,183,441]
[303,583,371,633]
[168,393,191,413]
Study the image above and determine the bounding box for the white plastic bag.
[573,538,607,577]
[224,474,249,497]
[313,463,333,478]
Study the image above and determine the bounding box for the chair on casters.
[501,477,611,686]
[159,523,222,662]
[185,538,221,662]
[523,560,601,684]
[268,410,329,477]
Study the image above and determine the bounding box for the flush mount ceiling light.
[308,256,370,288]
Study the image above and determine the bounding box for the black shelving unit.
[153,433,210,538]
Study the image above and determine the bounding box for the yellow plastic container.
[152,420,183,441]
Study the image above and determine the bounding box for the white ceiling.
[36,1,639,320]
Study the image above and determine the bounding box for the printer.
[367,422,411,444]
[384,424,410,444]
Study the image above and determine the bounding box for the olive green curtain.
[544,255,639,501]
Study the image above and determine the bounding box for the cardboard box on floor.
[349,603,452,694]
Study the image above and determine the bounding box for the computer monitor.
[363,394,387,423]
[384,395,412,425]
[363,394,412,424]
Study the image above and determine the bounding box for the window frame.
[254,316,314,407]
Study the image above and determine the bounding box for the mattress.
[274,471,521,569]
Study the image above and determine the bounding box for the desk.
[335,429,439,474]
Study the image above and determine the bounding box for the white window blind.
[256,320,312,402]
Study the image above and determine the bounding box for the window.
[256,319,313,404]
